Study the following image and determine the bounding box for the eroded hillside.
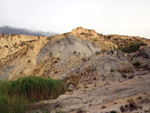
[0,27,150,113]
[52,27,150,50]
[1,27,150,80]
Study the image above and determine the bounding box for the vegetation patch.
[110,68,115,72]
[117,67,134,73]
[142,64,150,70]
[120,99,138,112]
[95,51,101,55]
[132,61,141,68]
[101,48,108,53]
[0,76,66,113]
[117,42,147,53]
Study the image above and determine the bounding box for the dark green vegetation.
[110,111,117,113]
[0,76,66,113]
[132,61,141,68]
[118,42,147,53]
[95,51,101,55]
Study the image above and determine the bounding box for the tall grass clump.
[10,76,66,101]
[0,76,66,113]
[0,80,28,113]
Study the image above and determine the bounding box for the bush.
[0,76,66,113]
[117,67,134,73]
[118,42,147,53]
[132,61,141,68]
[101,49,108,53]
[142,64,150,70]
[110,68,115,72]
[95,51,101,55]
[110,111,117,113]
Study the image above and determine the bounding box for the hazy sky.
[0,0,150,38]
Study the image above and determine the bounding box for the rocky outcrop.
[71,27,99,38]
[134,46,150,59]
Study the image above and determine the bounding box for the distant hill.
[0,26,56,36]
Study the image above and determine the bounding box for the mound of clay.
[37,35,101,63]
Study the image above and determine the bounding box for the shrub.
[28,59,31,63]
[73,51,76,54]
[101,49,108,53]
[142,64,150,70]
[93,39,97,41]
[53,59,59,63]
[132,61,141,68]
[110,111,117,113]
[122,74,127,78]
[56,57,60,60]
[120,99,138,112]
[118,42,147,53]
[117,67,134,73]
[49,52,52,56]
[110,68,115,72]
[95,51,101,55]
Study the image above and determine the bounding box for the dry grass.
[117,67,134,73]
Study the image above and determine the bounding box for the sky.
[0,0,150,38]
